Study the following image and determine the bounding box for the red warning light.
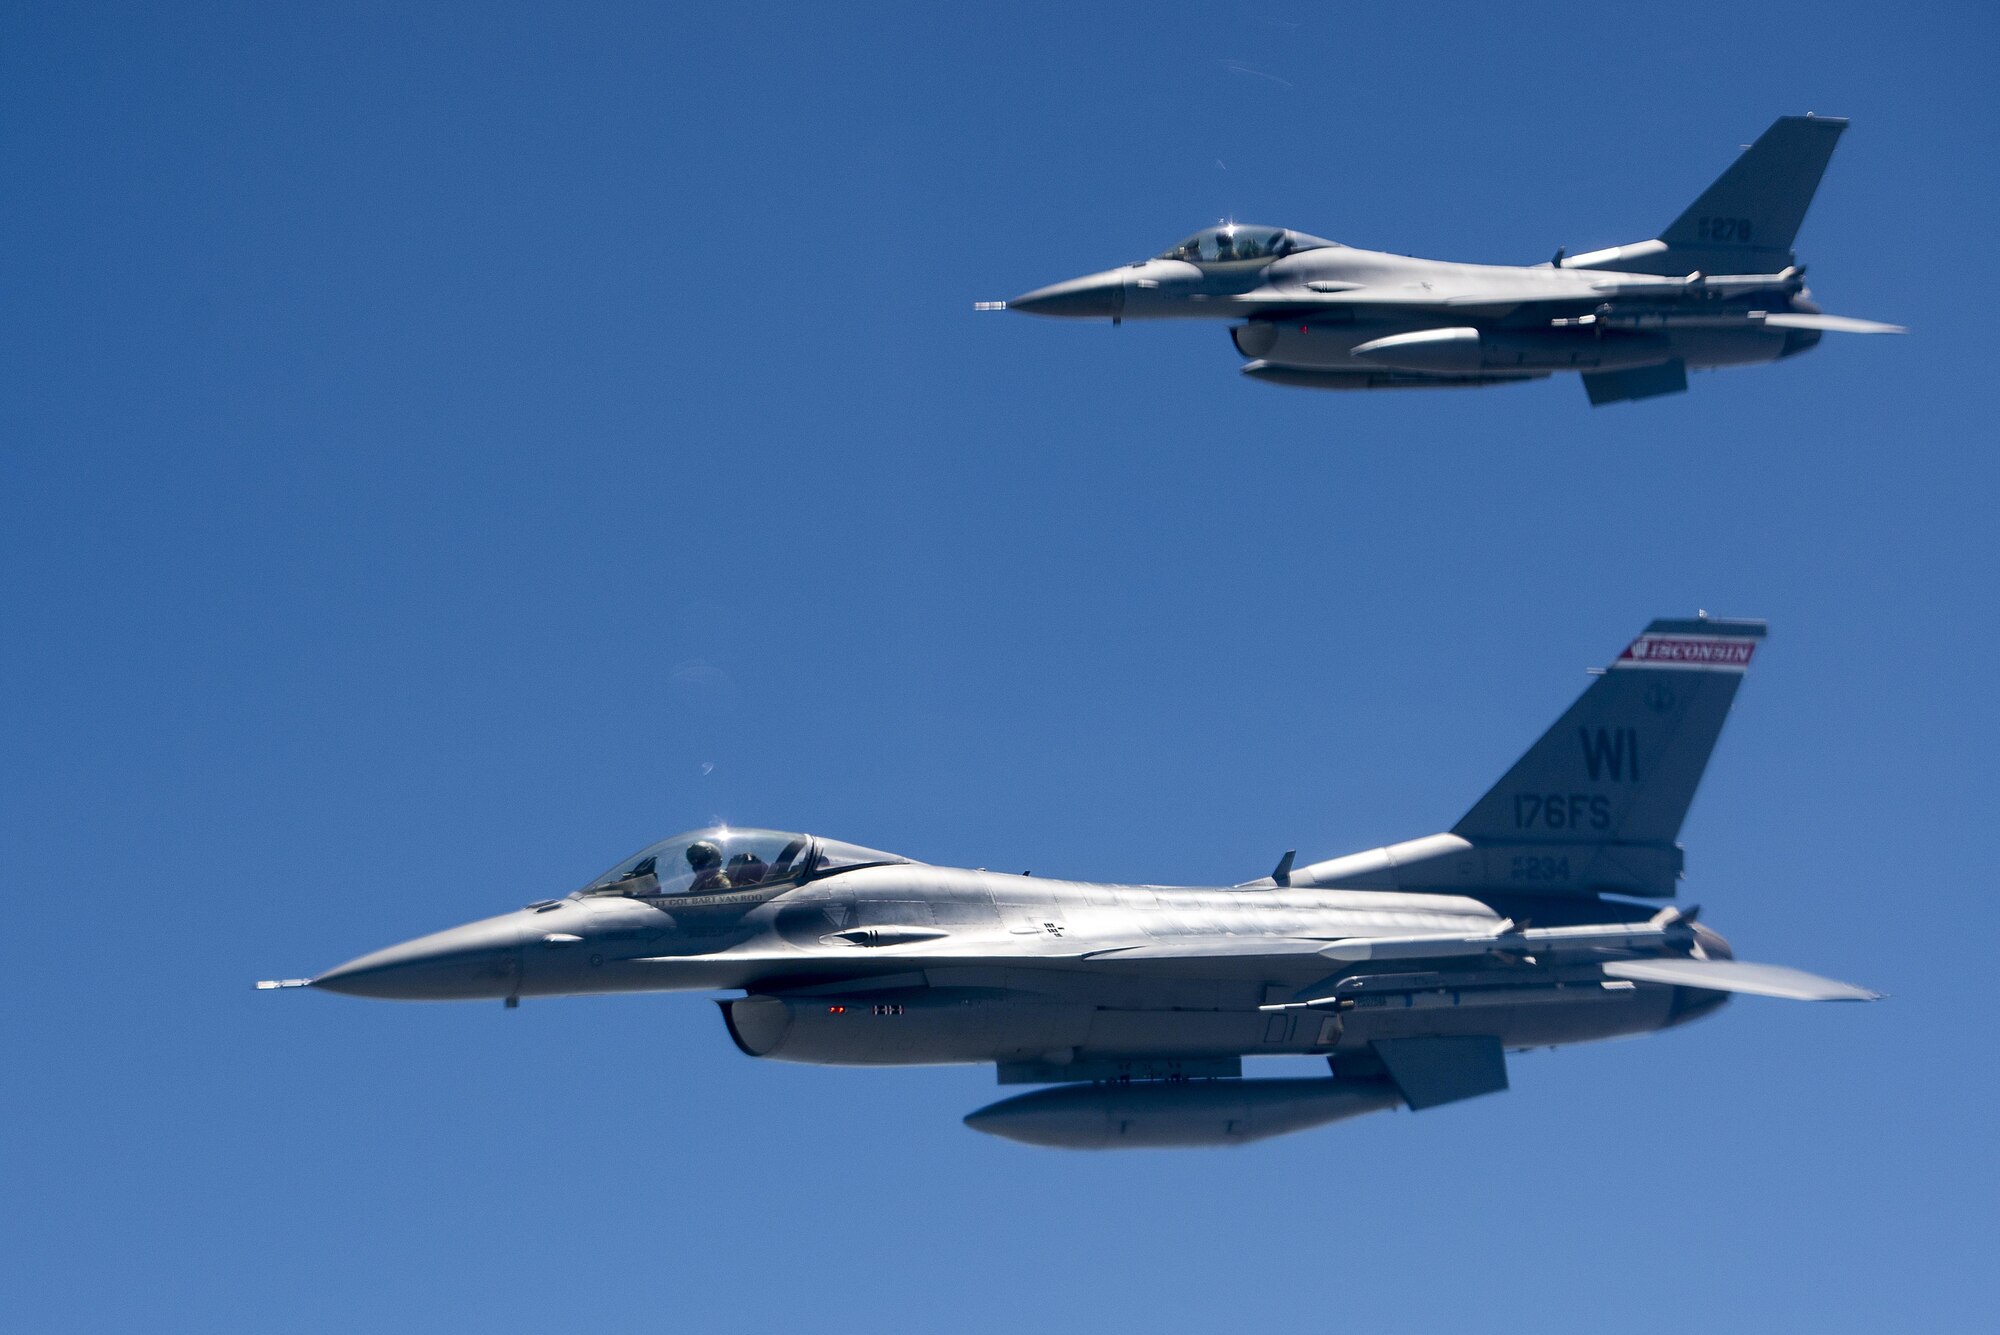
[827,1005,846,1014]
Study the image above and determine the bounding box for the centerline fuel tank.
[964,1077,1405,1149]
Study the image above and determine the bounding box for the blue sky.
[4,3,1994,1330]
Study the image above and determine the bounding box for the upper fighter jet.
[990,115,1902,404]
[267,616,1876,1148]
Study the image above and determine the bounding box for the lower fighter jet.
[989,115,1903,404]
[266,616,1876,1147]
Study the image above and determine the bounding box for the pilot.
[686,840,732,892]
[1212,232,1235,261]
[726,850,769,886]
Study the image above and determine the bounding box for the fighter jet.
[266,616,1876,1148]
[990,115,1902,404]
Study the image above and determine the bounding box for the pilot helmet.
[686,840,723,871]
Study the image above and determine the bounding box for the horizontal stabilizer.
[1760,311,1906,335]
[1603,956,1879,1001]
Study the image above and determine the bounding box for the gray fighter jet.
[990,116,1902,404]
[266,616,1876,1147]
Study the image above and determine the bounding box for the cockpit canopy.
[579,827,914,898]
[1155,224,1335,265]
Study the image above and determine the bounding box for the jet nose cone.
[1008,273,1125,319]
[313,915,527,1001]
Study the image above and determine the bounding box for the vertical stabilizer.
[1659,115,1844,265]
[1282,617,1766,899]
[1451,617,1766,871]
[1575,116,1846,276]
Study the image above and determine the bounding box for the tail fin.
[1658,115,1845,266]
[1279,617,1766,900]
[1572,116,1846,276]
[1448,616,1766,894]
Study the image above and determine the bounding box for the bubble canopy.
[579,827,914,897]
[1155,224,1335,265]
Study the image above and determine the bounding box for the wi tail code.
[1579,727,1639,782]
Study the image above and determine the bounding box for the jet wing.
[1233,278,1904,332]
[1232,283,1586,318]
[1602,957,1879,1001]
[630,934,1340,977]
[1078,937,1338,961]
[1230,271,1719,315]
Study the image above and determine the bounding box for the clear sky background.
[5,3,1995,1331]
